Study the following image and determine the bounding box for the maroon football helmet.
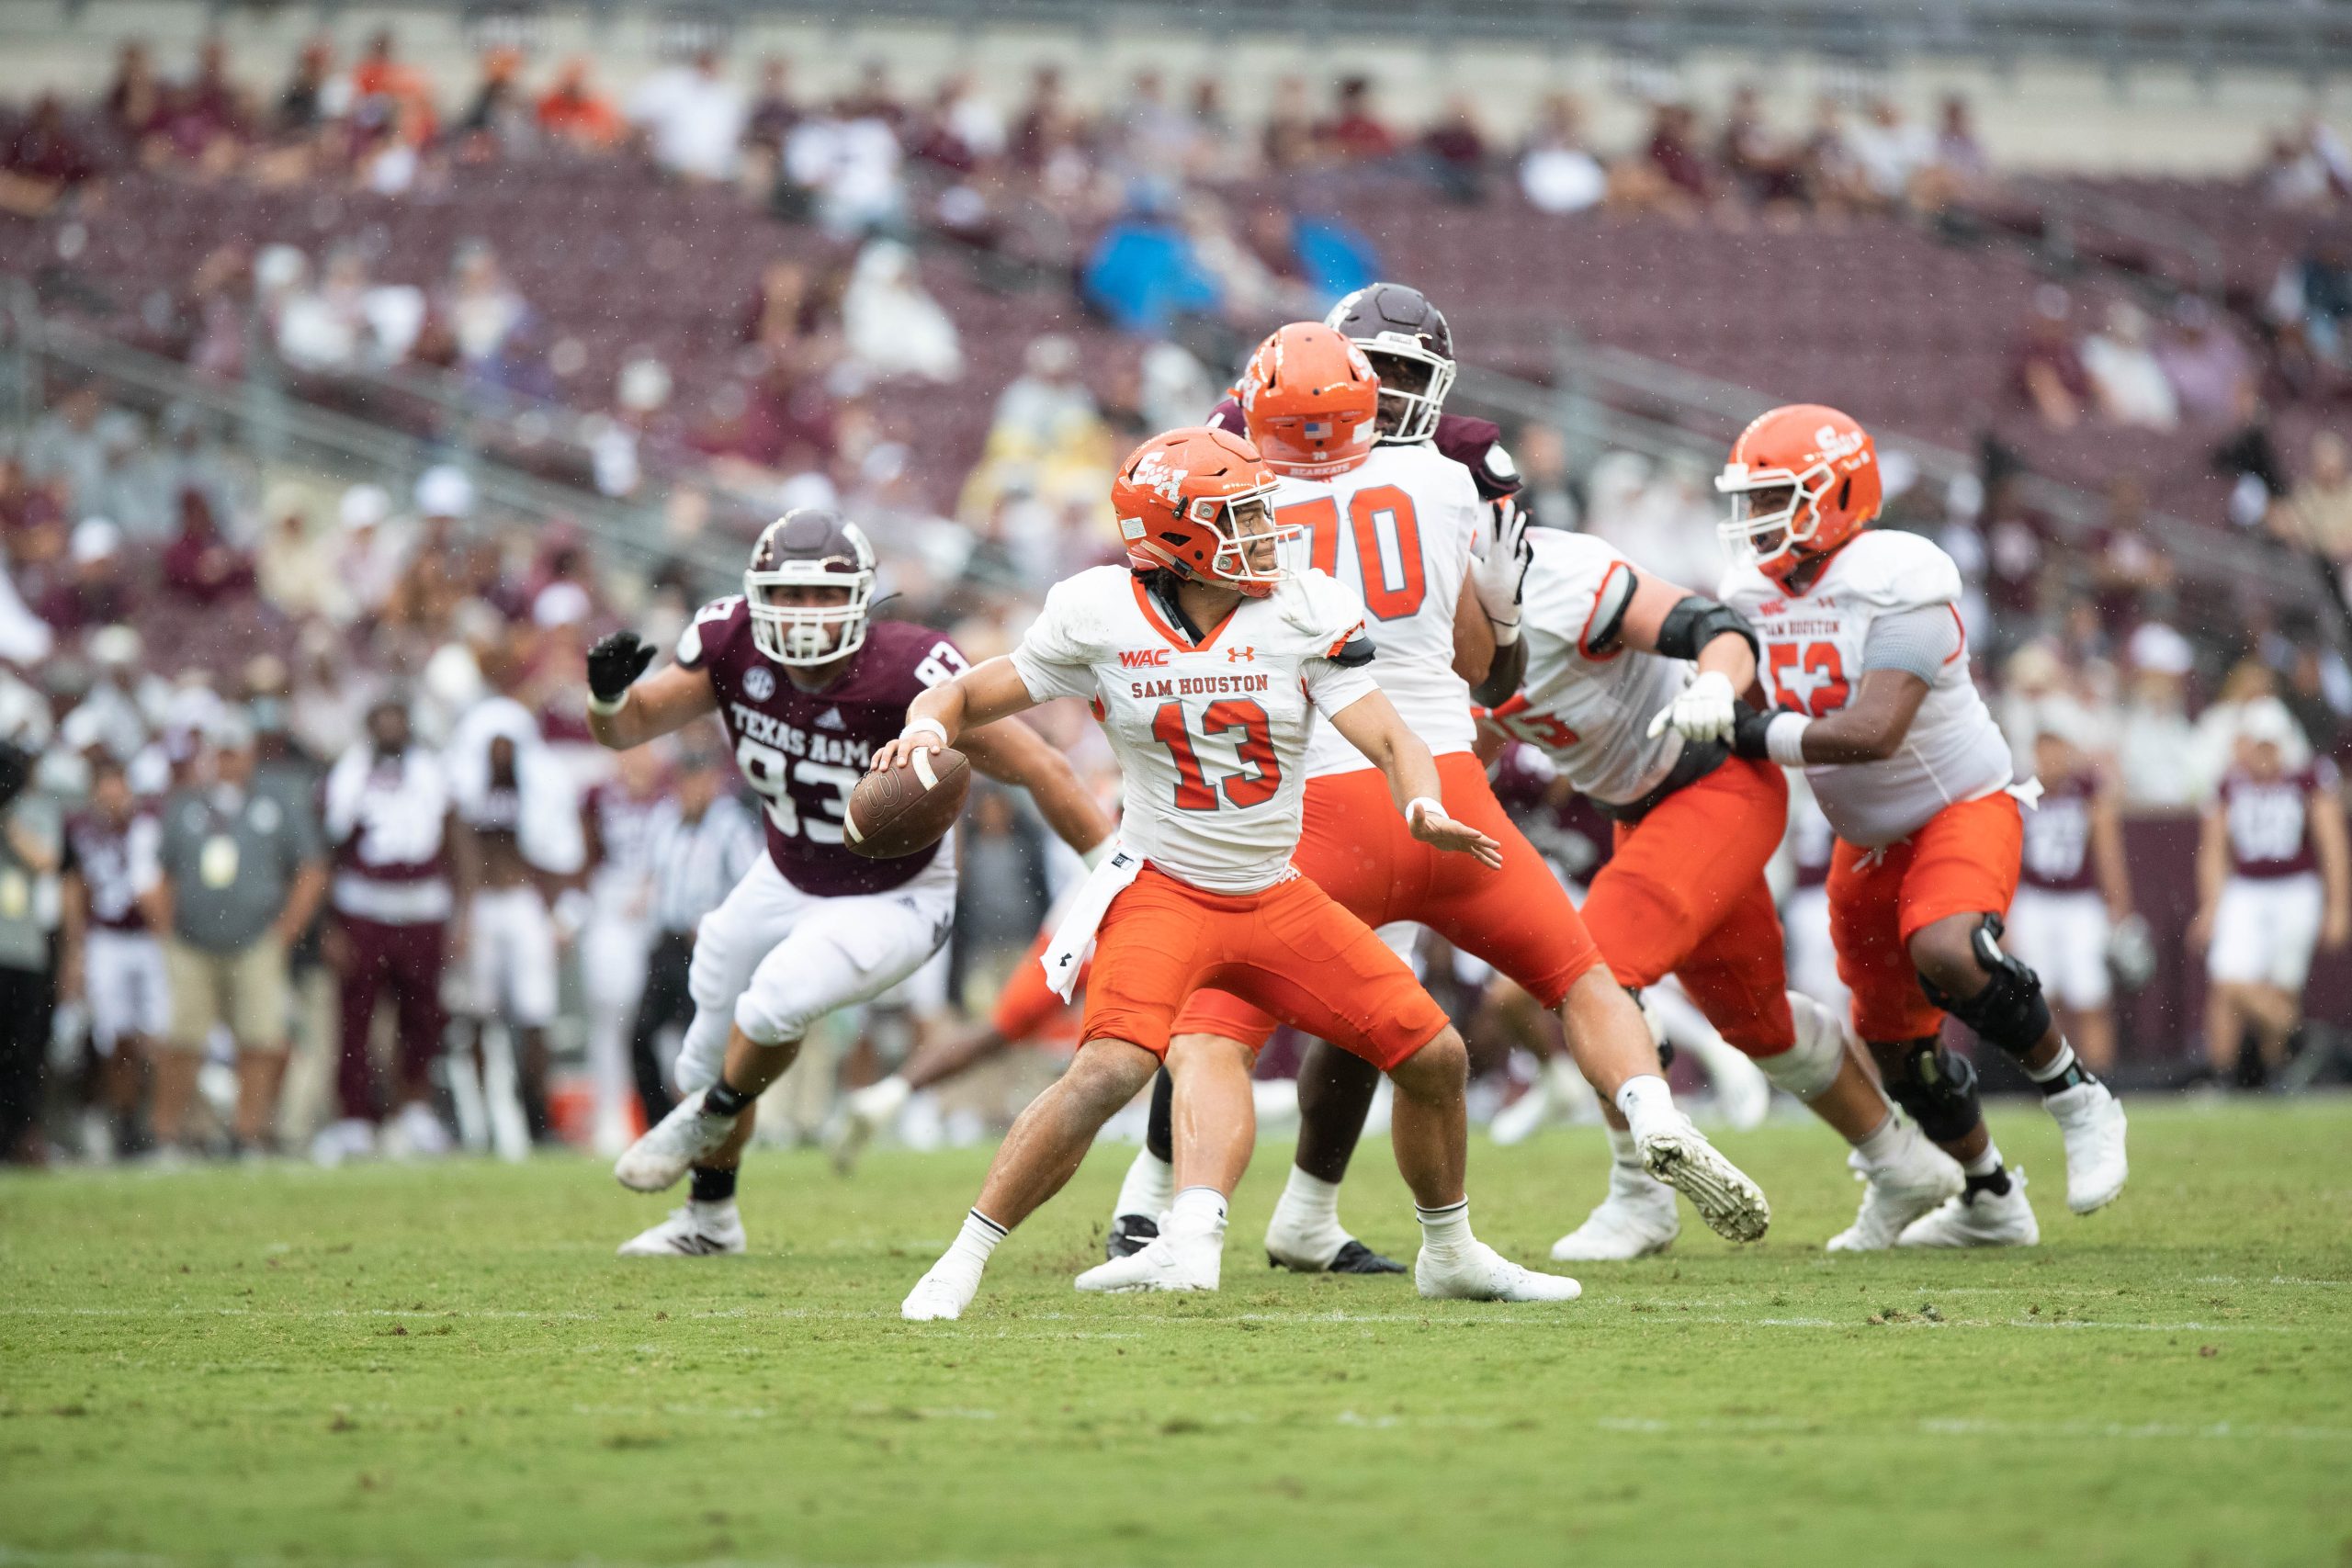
[1324,282,1457,445]
[745,509,877,666]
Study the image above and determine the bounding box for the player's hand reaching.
[1647,669,1739,746]
[1407,796,1505,870]
[1469,497,1532,643]
[869,719,948,773]
[586,630,656,705]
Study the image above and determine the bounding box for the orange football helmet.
[1112,426,1295,598]
[1234,321,1380,479]
[1715,403,1883,583]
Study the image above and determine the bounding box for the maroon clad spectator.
[1420,94,1487,203]
[1,95,98,214]
[2015,286,2092,430]
[1010,64,1064,171]
[1718,83,1805,208]
[276,38,334,136]
[744,55,798,151]
[161,491,256,605]
[316,694,476,1164]
[1645,102,1713,200]
[2154,298,2259,425]
[1318,75,1396,161]
[184,39,247,137]
[102,40,161,137]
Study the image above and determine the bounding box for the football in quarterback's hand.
[845,748,971,859]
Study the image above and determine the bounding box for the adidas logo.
[815,707,845,730]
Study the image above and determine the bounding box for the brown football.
[844,746,972,859]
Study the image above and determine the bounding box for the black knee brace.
[1879,1035,1984,1145]
[1918,915,2052,1058]
[1146,1066,1173,1164]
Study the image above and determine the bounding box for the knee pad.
[1918,915,2052,1057]
[1881,1035,1983,1145]
[1756,991,1848,1100]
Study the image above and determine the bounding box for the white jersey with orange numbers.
[1720,529,2012,848]
[1268,443,1484,778]
[1487,528,1690,806]
[1012,565,1379,895]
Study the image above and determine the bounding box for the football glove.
[1646,669,1739,746]
[1469,496,1532,646]
[586,630,656,704]
[2107,912,2156,991]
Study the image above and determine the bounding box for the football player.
[1717,404,2130,1245]
[1485,525,1962,1256]
[2005,709,2138,1075]
[1089,325,1767,1290]
[885,425,1583,1319]
[583,509,1115,1257]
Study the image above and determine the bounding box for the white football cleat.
[1074,1232,1222,1293]
[614,1089,740,1193]
[1490,1070,1573,1147]
[1638,1117,1770,1243]
[1898,1168,2041,1247]
[1551,1165,1679,1261]
[901,1262,979,1322]
[1417,1240,1582,1303]
[383,1101,452,1160]
[825,1076,910,1175]
[616,1202,747,1258]
[1826,1137,1965,1252]
[310,1117,377,1168]
[2044,1080,2129,1214]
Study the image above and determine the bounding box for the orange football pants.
[1578,755,1795,1057]
[1170,751,1604,1048]
[1081,863,1453,1071]
[1827,790,2025,1043]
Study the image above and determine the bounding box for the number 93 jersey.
[678,596,970,896]
[1719,529,2012,848]
[1268,444,1484,778]
[1012,565,1379,895]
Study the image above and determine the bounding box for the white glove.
[1646,670,1738,745]
[1469,496,1532,645]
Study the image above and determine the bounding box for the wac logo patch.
[1119,649,1170,669]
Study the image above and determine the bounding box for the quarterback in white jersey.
[888,423,1586,1320]
[1716,404,2128,1245]
[1103,324,1765,1291]
[1491,525,1963,1255]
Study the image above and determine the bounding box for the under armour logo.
[1227,646,1255,663]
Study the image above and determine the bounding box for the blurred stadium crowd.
[0,30,2348,1168]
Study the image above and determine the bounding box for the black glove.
[0,741,29,812]
[586,630,657,704]
[1729,705,1777,762]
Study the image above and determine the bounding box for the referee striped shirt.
[647,793,763,935]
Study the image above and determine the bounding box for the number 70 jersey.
[678,596,970,896]
[1012,565,1380,895]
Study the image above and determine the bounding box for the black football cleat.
[1266,1238,1406,1275]
[1106,1213,1159,1260]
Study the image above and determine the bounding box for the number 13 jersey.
[1012,565,1378,894]
[1719,529,2011,848]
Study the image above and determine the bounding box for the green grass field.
[3,1098,2348,1568]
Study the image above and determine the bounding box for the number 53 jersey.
[1012,565,1378,895]
[679,596,969,896]
[1719,529,2011,848]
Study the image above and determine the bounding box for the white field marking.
[2190,1275,2349,1288]
[0,1304,2331,1336]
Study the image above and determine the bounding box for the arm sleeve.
[1860,605,1964,682]
[1303,658,1381,717]
[1008,583,1100,704]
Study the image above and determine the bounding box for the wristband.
[901,716,949,747]
[1764,711,1813,769]
[1405,795,1445,829]
[586,689,629,717]
[1488,613,1523,648]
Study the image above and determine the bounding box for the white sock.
[1962,1144,2004,1179]
[1113,1147,1174,1221]
[1272,1167,1342,1234]
[688,1197,738,1223]
[1850,1111,1911,1168]
[1415,1198,1473,1252]
[2027,1043,2078,1083]
[1166,1186,1228,1240]
[1613,1075,1677,1143]
[1604,1122,1644,1174]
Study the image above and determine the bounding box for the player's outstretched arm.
[959,715,1115,860]
[871,656,1039,773]
[584,631,718,751]
[1620,575,1760,746]
[1732,668,1930,769]
[1327,689,1503,869]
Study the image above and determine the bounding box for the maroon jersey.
[66,809,157,931]
[678,598,970,896]
[2019,772,2099,893]
[1207,400,1522,502]
[2220,759,2337,879]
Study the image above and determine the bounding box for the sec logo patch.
[743,665,776,702]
